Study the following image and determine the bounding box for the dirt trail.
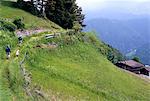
[1,30,51,100]
[1,27,63,100]
[16,28,51,36]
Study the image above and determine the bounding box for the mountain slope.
[24,36,150,100]
[0,0,150,101]
[0,0,62,29]
[135,43,150,65]
[85,18,150,64]
[126,43,150,65]
[0,30,150,101]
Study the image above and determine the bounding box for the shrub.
[0,20,17,32]
[88,35,97,44]
[73,21,82,33]
[132,57,140,62]
[13,18,25,29]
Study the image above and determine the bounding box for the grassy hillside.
[24,36,150,100]
[0,0,62,29]
[0,0,150,101]
[0,30,150,101]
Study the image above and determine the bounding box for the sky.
[76,0,150,14]
[76,0,150,9]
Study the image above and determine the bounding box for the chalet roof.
[144,67,150,72]
[118,60,144,68]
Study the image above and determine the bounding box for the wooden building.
[116,60,144,74]
[140,67,150,76]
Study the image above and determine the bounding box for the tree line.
[17,0,85,29]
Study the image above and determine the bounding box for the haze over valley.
[77,0,150,65]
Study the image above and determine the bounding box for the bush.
[13,18,25,29]
[132,57,140,62]
[0,20,17,32]
[88,35,97,44]
[63,35,74,45]
[73,21,82,33]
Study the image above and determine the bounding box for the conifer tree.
[17,0,85,29]
[45,0,85,29]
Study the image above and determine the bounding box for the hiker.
[5,46,11,59]
[16,49,20,57]
[18,36,23,45]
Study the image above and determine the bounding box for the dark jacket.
[18,37,23,41]
[6,47,11,53]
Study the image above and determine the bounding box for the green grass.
[0,0,62,30]
[24,39,150,101]
[0,0,150,100]
[0,28,150,101]
[0,31,26,100]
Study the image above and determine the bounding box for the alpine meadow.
[0,0,150,101]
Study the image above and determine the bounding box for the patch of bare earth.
[16,28,51,36]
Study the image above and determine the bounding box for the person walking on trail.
[16,49,20,57]
[18,36,23,45]
[5,46,11,59]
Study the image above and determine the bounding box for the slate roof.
[144,67,150,72]
[118,60,144,68]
